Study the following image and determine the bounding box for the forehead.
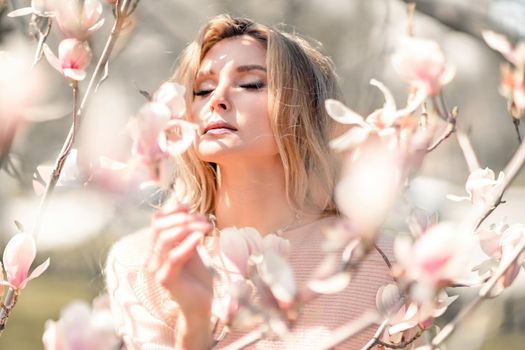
[198,35,267,73]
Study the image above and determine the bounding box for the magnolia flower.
[8,0,56,17]
[447,167,505,207]
[219,227,295,306]
[500,64,525,117]
[376,283,457,345]
[395,222,474,292]
[55,0,105,40]
[474,223,525,294]
[2,233,50,290]
[392,36,455,96]
[219,227,290,277]
[326,79,425,152]
[152,82,187,118]
[43,39,92,81]
[482,31,525,118]
[42,295,119,350]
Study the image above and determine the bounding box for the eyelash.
[193,81,266,97]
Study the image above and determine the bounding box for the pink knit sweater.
[105,218,393,349]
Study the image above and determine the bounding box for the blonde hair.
[171,15,342,215]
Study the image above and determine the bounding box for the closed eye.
[239,81,266,90]
[193,89,213,97]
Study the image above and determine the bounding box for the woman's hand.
[147,203,214,349]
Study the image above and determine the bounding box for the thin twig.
[32,82,79,239]
[374,244,392,270]
[431,239,525,347]
[455,127,480,172]
[316,311,380,350]
[513,119,522,144]
[217,325,268,350]
[427,120,455,152]
[360,318,389,350]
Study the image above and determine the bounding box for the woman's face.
[191,35,277,163]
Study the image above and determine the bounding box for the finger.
[152,213,209,235]
[155,231,204,287]
[154,202,190,218]
[147,222,211,272]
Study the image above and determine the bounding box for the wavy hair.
[170,15,342,215]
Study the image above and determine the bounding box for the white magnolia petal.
[307,272,351,294]
[329,128,370,151]
[445,194,470,202]
[7,7,35,17]
[63,68,86,81]
[88,18,105,33]
[257,251,295,303]
[165,119,198,156]
[324,99,368,127]
[370,79,397,125]
[42,44,63,74]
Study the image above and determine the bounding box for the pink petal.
[324,99,368,127]
[88,19,105,33]
[482,31,516,65]
[370,79,397,126]
[3,233,36,289]
[257,250,296,303]
[219,228,251,276]
[21,257,50,289]
[153,82,187,117]
[165,119,198,156]
[43,44,64,74]
[63,68,86,81]
[329,127,370,151]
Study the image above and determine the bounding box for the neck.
[213,156,317,235]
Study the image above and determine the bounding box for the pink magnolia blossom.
[127,101,197,183]
[219,227,289,277]
[395,222,474,291]
[500,65,525,117]
[43,39,92,81]
[219,227,295,306]
[2,233,50,290]
[55,0,105,40]
[325,79,425,152]
[474,223,525,294]
[482,31,525,117]
[127,83,197,184]
[42,295,119,350]
[376,283,457,345]
[447,167,505,207]
[392,37,456,96]
[8,0,57,17]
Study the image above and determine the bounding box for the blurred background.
[1,0,525,349]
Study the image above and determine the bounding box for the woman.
[106,15,393,349]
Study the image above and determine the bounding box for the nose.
[209,85,231,113]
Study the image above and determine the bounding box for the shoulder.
[106,228,152,268]
[104,227,153,285]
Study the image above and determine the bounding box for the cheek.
[190,100,206,123]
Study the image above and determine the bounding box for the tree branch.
[431,239,525,347]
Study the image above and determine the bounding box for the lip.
[203,121,238,135]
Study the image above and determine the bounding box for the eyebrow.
[196,64,267,78]
[236,64,267,73]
